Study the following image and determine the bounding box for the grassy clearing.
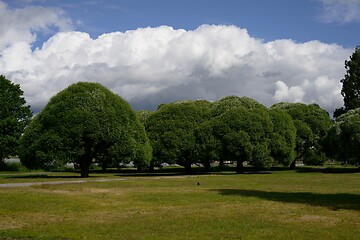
[0,169,359,239]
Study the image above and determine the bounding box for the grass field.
[0,168,359,239]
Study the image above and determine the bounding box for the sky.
[1,0,359,114]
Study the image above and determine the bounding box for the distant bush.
[0,161,28,172]
[303,149,327,166]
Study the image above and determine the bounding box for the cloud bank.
[0,2,352,114]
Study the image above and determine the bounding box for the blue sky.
[8,0,359,48]
[0,0,359,113]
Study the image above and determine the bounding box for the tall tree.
[334,46,360,118]
[209,96,268,168]
[145,100,211,173]
[211,106,273,173]
[0,75,32,168]
[19,82,151,177]
[272,103,332,168]
[323,108,360,169]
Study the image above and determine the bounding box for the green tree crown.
[19,82,151,177]
[334,46,360,118]
[0,75,32,165]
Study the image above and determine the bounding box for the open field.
[0,168,359,239]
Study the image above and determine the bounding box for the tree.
[209,96,269,169]
[0,75,32,168]
[272,103,332,168]
[323,108,360,169]
[145,100,211,173]
[19,82,152,177]
[211,104,273,174]
[268,108,296,167]
[334,46,360,118]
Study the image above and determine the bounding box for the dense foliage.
[0,75,32,168]
[211,96,267,117]
[268,108,296,167]
[19,82,152,177]
[137,110,153,123]
[145,100,211,173]
[271,103,332,168]
[143,96,337,173]
[323,108,360,167]
[145,96,301,173]
[211,105,273,173]
[334,46,360,118]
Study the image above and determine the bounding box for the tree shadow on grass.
[109,166,271,177]
[213,189,360,211]
[5,174,83,179]
[295,167,359,174]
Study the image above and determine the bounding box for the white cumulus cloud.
[318,0,360,23]
[0,1,72,51]
[0,2,353,114]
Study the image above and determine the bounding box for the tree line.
[1,47,359,177]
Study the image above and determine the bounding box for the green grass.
[0,169,359,239]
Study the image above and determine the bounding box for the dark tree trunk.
[289,160,296,170]
[184,162,192,174]
[101,162,107,172]
[148,161,155,172]
[204,160,211,172]
[79,138,95,178]
[0,153,4,170]
[218,159,224,169]
[81,166,90,178]
[0,159,4,170]
[236,160,244,174]
[79,156,92,178]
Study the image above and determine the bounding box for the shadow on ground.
[212,189,360,211]
[5,174,83,179]
[111,167,273,177]
[295,167,359,174]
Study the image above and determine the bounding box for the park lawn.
[0,170,359,239]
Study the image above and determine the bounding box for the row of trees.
[143,97,332,174]
[1,47,359,177]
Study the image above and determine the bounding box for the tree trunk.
[218,159,224,169]
[289,160,296,170]
[184,162,192,174]
[204,160,211,172]
[79,156,92,178]
[148,161,155,172]
[79,138,95,178]
[101,162,107,172]
[0,159,4,170]
[236,160,244,174]
[81,166,90,178]
[0,154,4,170]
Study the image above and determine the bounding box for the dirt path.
[0,175,195,188]
[0,178,127,188]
